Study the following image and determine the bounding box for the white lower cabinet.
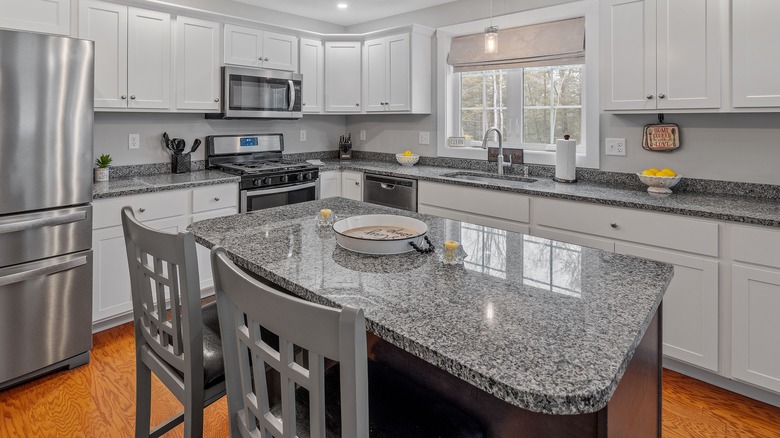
[341,171,363,201]
[92,183,237,331]
[319,170,342,198]
[615,242,719,372]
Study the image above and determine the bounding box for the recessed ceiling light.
[337,2,348,9]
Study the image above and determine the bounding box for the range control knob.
[263,177,272,185]
[295,173,304,182]
[280,175,288,183]
[304,172,313,181]
[252,178,261,186]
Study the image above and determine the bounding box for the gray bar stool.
[121,207,225,437]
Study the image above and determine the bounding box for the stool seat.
[171,301,224,388]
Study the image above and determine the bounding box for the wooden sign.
[643,123,680,151]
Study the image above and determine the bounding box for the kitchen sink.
[442,172,538,184]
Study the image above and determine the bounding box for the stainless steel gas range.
[206,134,320,213]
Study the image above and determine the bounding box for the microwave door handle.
[288,80,295,111]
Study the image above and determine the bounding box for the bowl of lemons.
[396,150,420,166]
[637,167,681,194]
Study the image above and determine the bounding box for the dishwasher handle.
[380,183,396,190]
[364,173,417,188]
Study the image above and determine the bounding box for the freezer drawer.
[0,205,92,267]
[0,251,93,385]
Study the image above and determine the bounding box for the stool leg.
[135,360,152,438]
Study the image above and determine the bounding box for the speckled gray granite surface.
[93,170,239,199]
[188,198,673,415]
[322,159,780,228]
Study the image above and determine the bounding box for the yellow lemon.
[660,168,676,176]
[642,169,658,176]
[403,150,413,156]
[647,167,660,173]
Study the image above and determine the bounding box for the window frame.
[436,0,600,168]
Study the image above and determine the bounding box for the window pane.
[461,109,483,142]
[553,108,581,141]
[554,66,582,106]
[523,109,551,144]
[461,74,484,108]
[523,67,551,106]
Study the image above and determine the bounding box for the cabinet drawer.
[731,225,780,269]
[94,190,187,229]
[192,184,237,214]
[532,198,718,257]
[419,182,529,223]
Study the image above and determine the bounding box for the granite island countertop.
[321,159,780,228]
[93,170,239,199]
[188,197,674,415]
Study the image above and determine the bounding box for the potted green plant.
[94,154,112,182]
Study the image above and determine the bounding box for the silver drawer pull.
[214,197,220,201]
[646,94,653,100]
[610,222,618,229]
[0,255,87,287]
[355,181,359,186]
[138,208,146,213]
[0,211,86,235]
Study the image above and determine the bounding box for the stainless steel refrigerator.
[0,29,94,389]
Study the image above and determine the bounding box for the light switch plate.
[605,138,626,156]
[129,133,140,150]
[360,130,366,141]
[419,131,430,145]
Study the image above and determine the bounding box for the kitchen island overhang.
[189,197,673,437]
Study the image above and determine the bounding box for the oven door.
[224,67,302,119]
[241,182,318,213]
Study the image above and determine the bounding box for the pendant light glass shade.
[484,25,499,54]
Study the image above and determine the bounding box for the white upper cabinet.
[362,29,431,114]
[299,38,324,113]
[324,41,362,112]
[0,0,70,35]
[732,1,780,108]
[80,0,171,110]
[175,16,220,111]
[601,0,721,111]
[224,24,298,71]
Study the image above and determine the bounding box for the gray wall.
[94,113,344,165]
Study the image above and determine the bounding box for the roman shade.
[447,17,585,72]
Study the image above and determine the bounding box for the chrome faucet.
[481,127,512,175]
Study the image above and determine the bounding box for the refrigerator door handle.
[0,254,88,287]
[0,211,87,235]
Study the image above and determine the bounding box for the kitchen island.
[188,197,673,437]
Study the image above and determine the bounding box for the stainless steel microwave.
[208,66,302,119]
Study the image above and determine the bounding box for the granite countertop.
[188,198,673,415]
[93,170,239,199]
[322,159,780,228]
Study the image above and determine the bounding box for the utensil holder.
[171,154,191,174]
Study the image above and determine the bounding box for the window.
[458,64,584,152]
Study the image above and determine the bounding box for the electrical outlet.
[129,133,140,150]
[419,131,430,145]
[300,130,306,141]
[360,130,366,141]
[605,138,626,156]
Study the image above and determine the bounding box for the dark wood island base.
[366,307,662,438]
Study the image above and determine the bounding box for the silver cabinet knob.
[130,95,136,100]
[610,222,618,229]
[214,98,220,102]
[214,197,220,201]
[355,181,359,186]
[264,57,269,61]
[356,103,360,106]
[646,94,654,100]
[139,208,146,213]
[658,93,666,99]
[302,102,307,106]
[121,95,127,100]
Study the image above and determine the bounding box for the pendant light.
[484,0,498,54]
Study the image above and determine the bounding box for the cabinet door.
[732,264,780,392]
[0,0,70,35]
[325,41,362,112]
[175,16,220,111]
[127,7,171,109]
[363,38,387,112]
[263,31,298,72]
[92,216,186,325]
[386,33,410,111]
[319,171,342,198]
[79,0,128,108]
[341,171,363,201]
[299,38,324,112]
[600,0,656,110]
[733,1,780,107]
[224,24,263,67]
[656,0,721,109]
[616,242,719,371]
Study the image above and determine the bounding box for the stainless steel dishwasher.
[363,174,418,212]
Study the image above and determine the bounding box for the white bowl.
[636,173,682,194]
[332,214,427,255]
[396,153,420,166]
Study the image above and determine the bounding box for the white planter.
[94,167,109,182]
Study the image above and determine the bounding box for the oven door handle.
[245,182,317,196]
[288,80,295,111]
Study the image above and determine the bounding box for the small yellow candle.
[444,240,459,250]
[320,208,331,220]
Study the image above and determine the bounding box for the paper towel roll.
[554,137,577,183]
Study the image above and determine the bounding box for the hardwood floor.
[1,322,779,437]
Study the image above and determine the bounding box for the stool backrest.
[211,246,368,438]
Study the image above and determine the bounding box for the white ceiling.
[233,0,460,26]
